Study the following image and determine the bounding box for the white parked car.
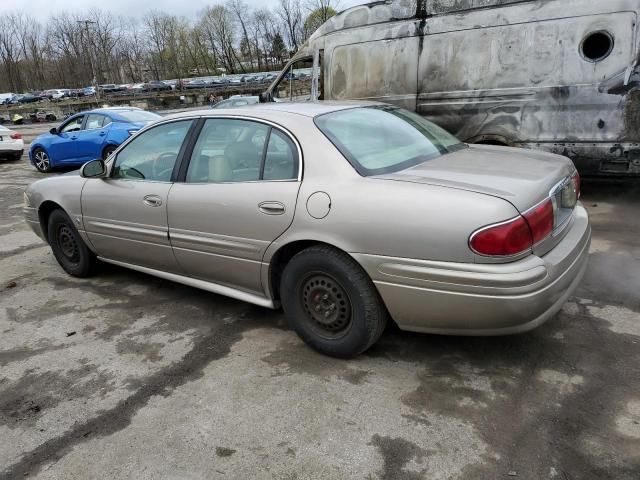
[0,125,24,161]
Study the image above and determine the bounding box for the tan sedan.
[24,102,590,357]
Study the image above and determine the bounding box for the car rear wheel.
[48,209,96,277]
[280,245,387,358]
[33,148,51,172]
[102,145,117,160]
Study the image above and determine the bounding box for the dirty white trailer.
[262,0,640,176]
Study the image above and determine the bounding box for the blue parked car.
[29,107,161,173]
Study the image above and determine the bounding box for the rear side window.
[85,114,105,130]
[263,130,298,180]
[186,119,298,183]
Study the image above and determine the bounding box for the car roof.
[88,107,142,115]
[166,100,382,120]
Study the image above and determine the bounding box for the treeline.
[0,0,339,92]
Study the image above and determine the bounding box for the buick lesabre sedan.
[23,102,591,357]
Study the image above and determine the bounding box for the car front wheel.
[280,245,388,358]
[33,148,52,172]
[48,209,96,277]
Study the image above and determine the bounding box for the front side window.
[61,116,84,133]
[186,119,298,183]
[314,106,466,176]
[111,120,193,182]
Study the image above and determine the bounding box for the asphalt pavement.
[0,153,638,479]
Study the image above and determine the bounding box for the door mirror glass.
[49,127,58,135]
[81,159,106,178]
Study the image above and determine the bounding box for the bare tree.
[228,0,257,70]
[277,0,304,52]
[0,1,317,92]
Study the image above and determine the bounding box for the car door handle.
[70,136,78,140]
[258,201,285,215]
[143,195,162,207]
[98,131,106,136]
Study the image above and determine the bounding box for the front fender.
[25,174,88,244]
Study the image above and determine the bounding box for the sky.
[0,0,366,23]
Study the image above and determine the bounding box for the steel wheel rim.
[57,225,79,262]
[35,151,49,170]
[300,273,352,339]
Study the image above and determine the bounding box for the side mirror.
[80,159,106,178]
[49,127,58,135]
[259,91,272,103]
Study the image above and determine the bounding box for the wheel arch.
[38,200,64,243]
[267,239,356,303]
[101,142,119,159]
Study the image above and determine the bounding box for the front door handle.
[258,201,285,215]
[143,194,162,207]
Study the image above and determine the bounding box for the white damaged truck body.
[263,0,640,176]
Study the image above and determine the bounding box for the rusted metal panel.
[268,0,640,175]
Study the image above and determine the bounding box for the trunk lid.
[375,144,576,213]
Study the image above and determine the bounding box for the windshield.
[314,106,466,176]
[113,110,161,123]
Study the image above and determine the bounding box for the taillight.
[10,133,21,140]
[470,198,555,257]
[469,216,533,256]
[523,198,554,245]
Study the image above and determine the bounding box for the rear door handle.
[258,201,285,215]
[98,131,106,136]
[143,194,162,207]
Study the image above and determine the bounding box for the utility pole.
[77,20,100,101]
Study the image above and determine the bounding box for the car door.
[75,113,109,162]
[47,115,85,162]
[167,118,301,295]
[82,119,195,273]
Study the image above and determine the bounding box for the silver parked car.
[23,102,591,357]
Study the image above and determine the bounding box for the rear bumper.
[353,205,591,335]
[0,142,24,156]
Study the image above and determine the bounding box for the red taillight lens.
[470,216,533,256]
[10,133,21,140]
[523,198,554,245]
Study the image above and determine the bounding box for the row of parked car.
[183,73,280,89]
[1,87,97,106]
[1,72,285,106]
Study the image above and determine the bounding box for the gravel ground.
[0,153,638,480]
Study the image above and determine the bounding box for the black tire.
[33,147,52,172]
[280,245,388,358]
[102,145,117,160]
[47,209,96,277]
